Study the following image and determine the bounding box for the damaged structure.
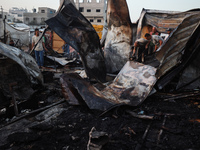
[45,1,106,83]
[0,42,43,99]
[53,0,200,111]
[1,0,200,114]
[0,42,43,117]
[0,0,200,149]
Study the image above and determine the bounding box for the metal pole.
[0,6,6,43]
[0,6,2,17]
[3,15,6,44]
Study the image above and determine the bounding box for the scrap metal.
[50,1,200,111]
[46,56,76,66]
[155,13,200,90]
[60,73,114,111]
[61,61,157,111]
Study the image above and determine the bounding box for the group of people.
[131,26,172,63]
[32,26,172,68]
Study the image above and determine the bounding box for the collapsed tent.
[6,23,30,48]
[155,13,200,90]
[43,0,200,111]
[45,0,106,82]
[0,42,43,107]
[61,61,157,111]
[60,10,200,111]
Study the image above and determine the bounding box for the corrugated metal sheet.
[155,14,200,90]
[156,14,200,78]
[176,23,200,90]
[136,9,200,40]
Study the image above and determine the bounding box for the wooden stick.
[126,110,154,120]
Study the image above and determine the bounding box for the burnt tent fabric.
[46,3,106,82]
[46,3,95,51]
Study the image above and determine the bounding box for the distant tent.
[6,22,30,49]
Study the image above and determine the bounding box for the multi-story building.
[9,7,28,22]
[61,0,105,25]
[23,7,56,25]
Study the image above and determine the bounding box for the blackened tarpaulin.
[0,42,43,85]
[60,73,114,111]
[175,22,200,90]
[45,3,106,82]
[0,42,43,101]
[61,61,157,111]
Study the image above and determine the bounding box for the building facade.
[23,7,56,25]
[71,0,105,25]
[8,7,28,22]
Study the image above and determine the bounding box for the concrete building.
[0,11,15,23]
[23,7,56,25]
[61,0,105,25]
[7,14,15,23]
[9,7,28,22]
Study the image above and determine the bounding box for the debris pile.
[0,0,200,149]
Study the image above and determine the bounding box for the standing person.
[148,26,160,54]
[132,33,151,62]
[32,28,46,68]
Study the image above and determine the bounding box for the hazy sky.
[1,0,200,22]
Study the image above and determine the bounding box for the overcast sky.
[0,0,200,22]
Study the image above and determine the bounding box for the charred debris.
[0,0,200,149]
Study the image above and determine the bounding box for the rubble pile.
[0,0,200,149]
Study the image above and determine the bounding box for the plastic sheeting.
[6,23,30,47]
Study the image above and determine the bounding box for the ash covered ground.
[0,74,200,150]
